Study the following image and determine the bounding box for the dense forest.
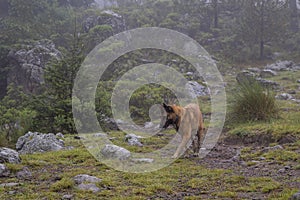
[0,0,299,145]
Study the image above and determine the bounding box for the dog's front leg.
[172,128,191,159]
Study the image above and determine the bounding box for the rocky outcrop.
[236,60,300,90]
[186,81,209,98]
[265,60,300,71]
[82,10,126,34]
[7,40,61,94]
[16,132,65,154]
[0,147,21,164]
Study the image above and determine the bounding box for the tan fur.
[163,103,205,158]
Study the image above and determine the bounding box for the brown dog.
[161,103,204,158]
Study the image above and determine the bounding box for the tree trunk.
[212,0,219,28]
[260,0,265,60]
[289,0,299,32]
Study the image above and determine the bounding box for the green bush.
[229,81,278,122]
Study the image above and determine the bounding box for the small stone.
[62,194,74,200]
[276,93,293,100]
[93,133,107,137]
[16,167,32,180]
[260,69,277,78]
[131,158,154,163]
[8,191,17,195]
[284,165,291,170]
[125,134,143,147]
[278,168,285,173]
[73,174,102,185]
[0,147,21,164]
[56,133,64,138]
[262,145,283,153]
[291,191,300,200]
[297,79,300,83]
[101,145,131,160]
[0,164,9,177]
[0,183,19,187]
[259,157,266,160]
[77,183,100,193]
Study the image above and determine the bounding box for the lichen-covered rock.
[291,191,300,200]
[0,164,9,177]
[0,147,21,164]
[16,167,32,180]
[16,132,65,154]
[260,69,277,78]
[73,174,102,193]
[264,60,300,72]
[82,10,126,34]
[125,134,143,147]
[186,81,209,98]
[7,39,61,94]
[73,174,102,185]
[101,144,131,160]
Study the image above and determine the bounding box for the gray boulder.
[16,167,32,180]
[0,147,21,164]
[16,132,65,154]
[101,144,131,160]
[82,10,125,34]
[7,40,61,94]
[125,134,143,147]
[236,70,280,89]
[186,81,209,98]
[236,70,257,84]
[256,78,280,89]
[260,69,277,78]
[73,174,102,185]
[0,164,9,177]
[262,145,283,153]
[73,174,102,193]
[77,183,100,193]
[265,60,294,71]
[276,93,293,100]
[291,191,300,200]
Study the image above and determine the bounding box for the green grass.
[1,69,300,199]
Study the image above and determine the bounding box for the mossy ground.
[0,70,299,200]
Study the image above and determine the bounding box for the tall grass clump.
[230,80,278,122]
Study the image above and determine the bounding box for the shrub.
[229,81,278,122]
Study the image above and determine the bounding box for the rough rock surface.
[186,81,209,98]
[265,60,299,71]
[73,174,102,193]
[82,10,125,34]
[7,40,61,94]
[125,133,143,147]
[0,164,9,177]
[101,144,131,160]
[0,147,21,164]
[16,132,65,154]
[73,174,102,185]
[16,167,32,180]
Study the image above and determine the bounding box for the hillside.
[0,1,300,199]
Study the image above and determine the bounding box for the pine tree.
[44,35,84,133]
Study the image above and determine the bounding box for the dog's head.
[160,103,180,131]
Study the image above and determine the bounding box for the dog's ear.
[163,103,174,113]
